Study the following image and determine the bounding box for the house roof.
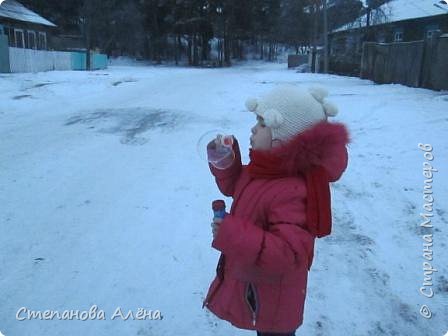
[0,0,56,27]
[332,0,447,33]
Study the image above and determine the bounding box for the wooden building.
[0,0,56,50]
[328,0,448,76]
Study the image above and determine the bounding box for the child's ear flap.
[263,108,283,129]
[245,98,258,112]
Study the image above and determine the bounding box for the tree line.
[21,0,365,66]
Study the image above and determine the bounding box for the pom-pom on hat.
[245,84,339,142]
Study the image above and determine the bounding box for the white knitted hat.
[245,84,338,141]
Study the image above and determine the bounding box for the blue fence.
[71,52,86,70]
[93,53,108,70]
[71,52,108,71]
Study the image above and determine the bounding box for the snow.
[0,0,56,28]
[108,56,155,67]
[332,0,448,33]
[0,62,447,336]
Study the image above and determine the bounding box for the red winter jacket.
[203,121,349,333]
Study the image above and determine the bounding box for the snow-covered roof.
[0,0,56,27]
[332,0,448,33]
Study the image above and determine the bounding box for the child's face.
[250,116,273,150]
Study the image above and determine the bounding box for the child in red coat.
[203,84,350,335]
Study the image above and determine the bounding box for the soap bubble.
[197,129,235,170]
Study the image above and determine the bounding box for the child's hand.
[208,134,234,149]
[206,135,222,150]
[211,217,223,239]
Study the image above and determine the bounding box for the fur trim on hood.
[271,121,350,182]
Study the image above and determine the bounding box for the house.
[328,0,448,74]
[0,0,107,73]
[0,0,56,50]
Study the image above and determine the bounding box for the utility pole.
[323,0,329,73]
[82,0,92,71]
[366,0,371,27]
[311,1,318,73]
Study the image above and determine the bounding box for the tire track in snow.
[307,178,433,335]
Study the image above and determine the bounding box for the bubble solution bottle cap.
[212,200,226,219]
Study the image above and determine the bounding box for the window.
[346,36,356,50]
[426,29,440,39]
[14,29,24,48]
[425,24,440,39]
[3,27,15,46]
[7,27,14,46]
[3,27,14,47]
[377,32,386,43]
[27,31,36,49]
[394,31,403,42]
[37,32,47,50]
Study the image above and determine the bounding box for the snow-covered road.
[1,62,447,336]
